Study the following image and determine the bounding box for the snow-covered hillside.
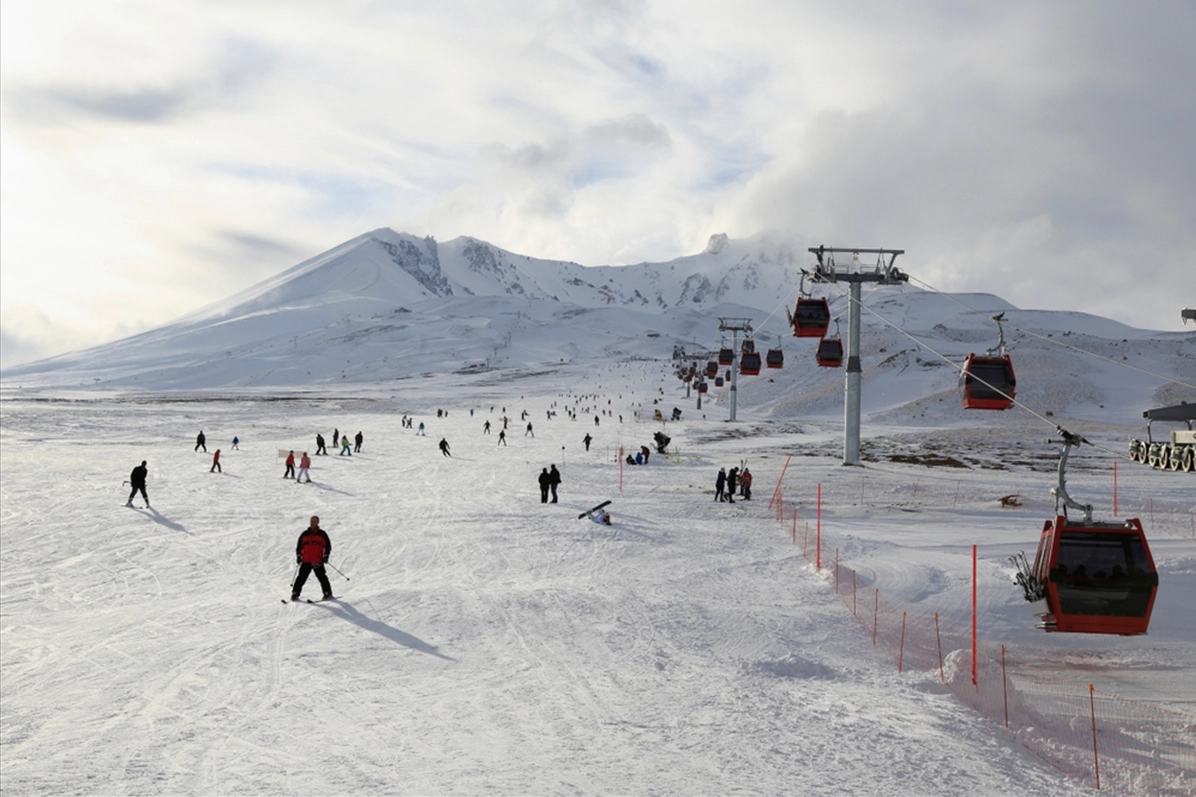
[3,231,1193,431]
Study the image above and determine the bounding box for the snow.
[2,230,1194,794]
[2,359,1193,795]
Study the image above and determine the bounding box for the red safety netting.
[772,478,1196,796]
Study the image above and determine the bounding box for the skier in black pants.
[195,431,206,452]
[316,433,327,455]
[292,516,333,601]
[726,467,738,504]
[539,468,551,503]
[583,433,592,451]
[126,460,149,507]
[439,438,452,457]
[548,464,561,503]
[354,431,363,453]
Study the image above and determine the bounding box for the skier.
[340,435,352,456]
[740,467,752,500]
[590,508,612,525]
[292,515,333,601]
[439,437,452,457]
[497,430,507,446]
[594,415,600,426]
[284,451,296,479]
[316,433,327,455]
[583,433,592,451]
[333,428,340,448]
[210,449,222,473]
[641,445,651,465]
[715,467,726,502]
[126,460,149,507]
[354,431,363,453]
[483,420,491,434]
[297,452,312,483]
[548,464,561,503]
[231,436,240,450]
[525,422,534,437]
[417,422,426,436]
[195,431,207,452]
[538,467,551,503]
[726,467,738,504]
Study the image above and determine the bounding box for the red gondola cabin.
[766,349,784,369]
[740,351,761,375]
[705,361,718,379]
[960,353,1016,410]
[718,348,735,366]
[1029,516,1158,635]
[792,298,831,338]
[816,338,843,368]
[696,381,708,393]
[714,377,724,387]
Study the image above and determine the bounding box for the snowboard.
[578,500,611,519]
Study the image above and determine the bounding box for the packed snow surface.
[2,358,1194,795]
[2,229,1194,794]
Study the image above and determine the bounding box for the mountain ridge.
[3,229,1191,423]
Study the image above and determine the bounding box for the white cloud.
[2,0,1193,369]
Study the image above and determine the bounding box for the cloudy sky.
[2,0,1193,368]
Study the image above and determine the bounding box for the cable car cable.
[828,283,1134,463]
[904,274,1196,392]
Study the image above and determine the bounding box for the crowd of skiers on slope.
[127,397,756,600]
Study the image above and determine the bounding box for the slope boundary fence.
[774,476,1196,796]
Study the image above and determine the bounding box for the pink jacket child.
[284,451,296,479]
[210,449,222,473]
[297,453,312,483]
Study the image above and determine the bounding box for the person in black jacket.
[126,461,149,507]
[548,464,561,503]
[292,516,333,601]
[538,468,551,503]
[316,433,327,455]
[354,431,363,453]
[195,431,206,452]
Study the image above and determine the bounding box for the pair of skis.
[282,596,336,604]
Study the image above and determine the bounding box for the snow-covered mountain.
[3,229,1193,426]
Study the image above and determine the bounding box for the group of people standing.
[537,464,562,503]
[714,466,752,502]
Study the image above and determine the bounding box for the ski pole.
[290,562,300,589]
[326,562,350,580]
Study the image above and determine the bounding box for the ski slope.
[2,359,1193,795]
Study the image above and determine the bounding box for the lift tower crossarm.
[805,246,910,466]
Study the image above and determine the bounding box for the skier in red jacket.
[292,516,333,601]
